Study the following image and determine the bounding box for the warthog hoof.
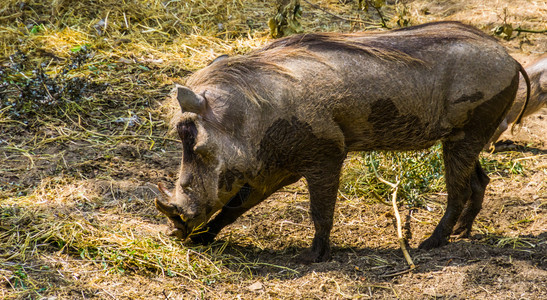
[451,225,472,239]
[418,236,449,250]
[167,228,187,240]
[297,247,332,264]
[190,230,217,245]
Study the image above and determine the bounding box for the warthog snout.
[155,183,190,239]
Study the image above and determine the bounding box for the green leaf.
[30,24,45,34]
[70,44,91,53]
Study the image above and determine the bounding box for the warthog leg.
[419,140,479,249]
[190,185,257,245]
[190,206,245,245]
[452,162,490,237]
[299,158,345,264]
[191,176,301,245]
[420,73,519,250]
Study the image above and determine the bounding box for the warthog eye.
[177,121,197,161]
[177,121,197,143]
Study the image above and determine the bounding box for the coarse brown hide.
[156,21,529,263]
[487,54,546,149]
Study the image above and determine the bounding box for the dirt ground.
[1,0,546,299]
[210,109,546,299]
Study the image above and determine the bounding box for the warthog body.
[488,54,546,148]
[156,21,529,263]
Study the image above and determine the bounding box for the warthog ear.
[208,54,229,66]
[176,85,206,114]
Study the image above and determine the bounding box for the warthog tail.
[511,63,531,134]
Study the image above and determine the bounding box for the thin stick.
[370,158,415,269]
[366,0,389,28]
[389,182,415,269]
[515,27,547,34]
[378,267,414,278]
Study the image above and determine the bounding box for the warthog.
[156,21,530,263]
[487,54,546,149]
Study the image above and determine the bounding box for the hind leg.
[419,140,481,249]
[452,162,490,238]
[419,70,519,250]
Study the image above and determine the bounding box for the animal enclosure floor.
[1,0,546,299]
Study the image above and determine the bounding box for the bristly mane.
[186,21,489,106]
[258,32,424,64]
[187,57,295,106]
[259,21,487,63]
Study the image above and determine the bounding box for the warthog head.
[156,84,231,239]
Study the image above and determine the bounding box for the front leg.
[299,161,344,264]
[190,185,257,244]
[190,206,248,244]
[191,176,301,244]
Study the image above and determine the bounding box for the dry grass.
[1,0,546,299]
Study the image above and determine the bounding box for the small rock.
[118,57,133,64]
[247,281,263,291]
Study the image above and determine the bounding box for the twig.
[389,182,415,269]
[366,0,389,28]
[370,190,391,206]
[514,154,547,162]
[515,27,547,34]
[370,158,415,269]
[379,267,414,278]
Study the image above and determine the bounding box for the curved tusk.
[154,197,179,217]
[158,182,173,198]
[176,85,206,114]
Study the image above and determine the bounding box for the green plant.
[341,143,445,208]
[0,48,104,119]
[269,0,303,38]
